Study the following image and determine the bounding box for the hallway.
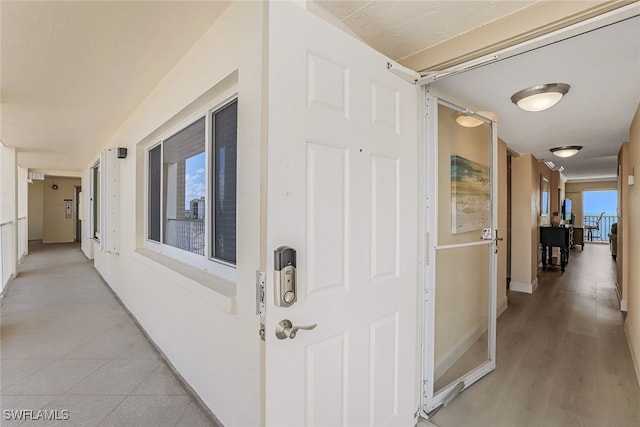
[1,242,218,427]
[429,243,640,427]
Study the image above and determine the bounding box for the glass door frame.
[421,86,499,412]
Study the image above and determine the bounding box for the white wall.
[83,2,264,425]
[28,180,44,240]
[0,144,17,291]
[17,166,28,259]
[80,166,93,259]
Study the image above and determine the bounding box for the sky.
[185,152,206,209]
[583,190,617,216]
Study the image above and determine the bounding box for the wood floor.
[427,243,640,427]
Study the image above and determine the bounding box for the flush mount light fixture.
[455,110,490,128]
[550,145,582,158]
[511,83,570,112]
[456,114,483,128]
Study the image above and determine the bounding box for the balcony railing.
[583,215,617,242]
[165,218,205,255]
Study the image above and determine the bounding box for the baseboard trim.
[509,278,538,294]
[621,299,628,312]
[624,323,640,387]
[497,296,509,318]
[435,322,487,381]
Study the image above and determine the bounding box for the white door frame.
[420,86,499,412]
[414,4,640,414]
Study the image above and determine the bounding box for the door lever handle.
[276,319,317,340]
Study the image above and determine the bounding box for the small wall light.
[511,83,570,112]
[117,147,128,159]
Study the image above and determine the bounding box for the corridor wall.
[624,103,640,384]
[0,144,17,292]
[82,2,264,425]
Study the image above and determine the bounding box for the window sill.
[133,248,237,314]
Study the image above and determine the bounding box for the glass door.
[422,89,498,412]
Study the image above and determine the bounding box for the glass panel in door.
[424,96,497,411]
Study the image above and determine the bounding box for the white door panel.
[265,2,419,426]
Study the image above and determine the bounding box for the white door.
[422,90,499,412]
[265,2,419,426]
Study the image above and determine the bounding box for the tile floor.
[1,242,219,427]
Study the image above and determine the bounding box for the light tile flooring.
[1,242,219,427]
[425,243,640,427]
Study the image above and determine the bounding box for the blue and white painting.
[451,155,490,234]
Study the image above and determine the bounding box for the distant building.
[190,197,205,219]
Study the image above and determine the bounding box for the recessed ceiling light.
[511,83,570,112]
[550,145,582,158]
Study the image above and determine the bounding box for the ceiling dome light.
[455,114,483,128]
[455,111,491,128]
[550,145,582,158]
[511,83,570,112]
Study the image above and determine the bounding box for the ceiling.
[1,0,638,182]
[315,0,536,62]
[316,1,640,181]
[432,14,640,181]
[1,0,230,172]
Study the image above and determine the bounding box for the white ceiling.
[315,1,640,182]
[315,0,536,61]
[2,1,638,182]
[1,0,230,172]
[431,14,640,181]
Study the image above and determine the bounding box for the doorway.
[74,186,81,243]
[421,90,498,412]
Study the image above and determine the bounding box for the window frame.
[91,160,101,241]
[145,92,238,282]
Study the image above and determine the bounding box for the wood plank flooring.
[427,243,640,427]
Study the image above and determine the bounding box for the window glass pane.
[163,117,206,255]
[213,100,237,264]
[148,145,161,242]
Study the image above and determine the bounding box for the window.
[213,100,237,263]
[147,98,238,271]
[92,161,100,240]
[162,117,206,255]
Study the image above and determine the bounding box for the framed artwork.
[541,175,550,216]
[451,155,490,234]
